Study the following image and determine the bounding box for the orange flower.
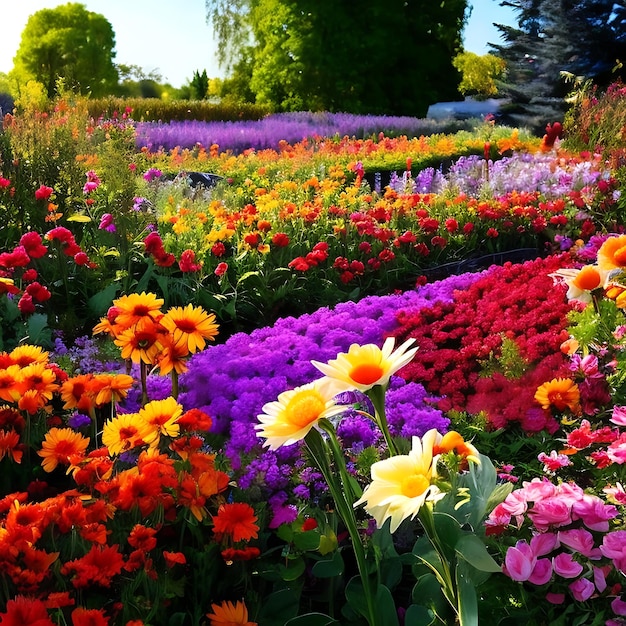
[111,291,164,330]
[114,318,164,364]
[60,374,95,411]
[597,234,626,270]
[90,374,135,406]
[163,551,186,568]
[160,304,219,353]
[138,397,183,446]
[38,427,90,472]
[9,344,49,367]
[18,389,46,414]
[534,378,581,413]
[128,524,158,552]
[155,335,189,375]
[0,429,23,462]
[212,503,259,542]
[206,600,256,626]
[0,365,27,403]
[18,361,59,403]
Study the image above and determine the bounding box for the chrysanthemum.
[550,265,607,304]
[206,599,256,626]
[111,291,164,330]
[102,412,152,455]
[311,337,418,393]
[138,396,183,445]
[160,304,219,353]
[597,234,626,271]
[534,378,581,412]
[255,381,344,449]
[37,428,90,473]
[354,430,444,533]
[212,503,259,542]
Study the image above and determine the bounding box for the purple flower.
[143,168,162,182]
[68,413,92,429]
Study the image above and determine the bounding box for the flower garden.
[1,85,626,625]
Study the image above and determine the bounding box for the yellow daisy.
[102,412,152,455]
[160,304,219,353]
[311,337,417,393]
[256,381,344,450]
[354,430,444,533]
[38,427,90,473]
[138,396,183,446]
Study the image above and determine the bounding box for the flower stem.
[366,385,397,456]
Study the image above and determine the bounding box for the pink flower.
[546,592,565,604]
[612,596,626,616]
[552,552,583,578]
[572,494,618,531]
[520,478,557,502]
[530,532,559,556]
[568,577,594,601]
[528,498,572,531]
[611,406,626,426]
[593,565,608,593]
[98,213,116,232]
[528,558,553,585]
[601,530,626,570]
[557,528,597,558]
[34,184,53,200]
[504,541,535,581]
[538,450,572,472]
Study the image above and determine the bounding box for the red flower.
[35,185,54,201]
[445,218,459,233]
[271,232,290,247]
[20,232,48,259]
[0,177,10,189]
[18,293,36,314]
[302,517,318,531]
[211,242,226,257]
[243,232,260,248]
[26,282,51,302]
[214,262,228,277]
[71,607,109,626]
[0,595,54,626]
[143,232,165,255]
[212,503,259,542]
[179,249,202,273]
[463,222,475,235]
[163,551,186,568]
[221,546,260,562]
[486,228,499,238]
[61,544,125,589]
[74,252,90,266]
[288,257,310,272]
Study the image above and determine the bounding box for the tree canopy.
[206,0,468,116]
[11,2,118,98]
[491,0,626,131]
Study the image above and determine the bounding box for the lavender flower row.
[134,112,470,154]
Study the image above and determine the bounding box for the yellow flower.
[160,304,219,353]
[9,344,49,367]
[206,599,257,626]
[311,337,417,393]
[354,430,444,533]
[256,381,344,450]
[534,378,581,413]
[138,396,183,446]
[112,291,164,330]
[102,412,152,455]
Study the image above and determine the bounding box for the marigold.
[534,378,581,413]
[256,381,344,449]
[212,503,259,542]
[160,304,219,353]
[206,600,256,626]
[311,337,418,393]
[38,428,90,472]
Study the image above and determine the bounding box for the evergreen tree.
[491,0,626,132]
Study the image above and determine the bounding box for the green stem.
[171,369,179,400]
[305,425,380,626]
[366,385,397,456]
[140,361,148,407]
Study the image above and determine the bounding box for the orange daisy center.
[572,266,602,291]
[401,474,429,498]
[284,392,325,428]
[350,362,384,385]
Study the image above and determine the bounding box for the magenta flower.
[538,450,572,472]
[528,498,572,531]
[504,541,535,581]
[600,530,626,570]
[568,577,594,602]
[571,495,618,531]
[98,213,116,232]
[552,552,583,578]
[557,528,598,558]
[34,184,53,200]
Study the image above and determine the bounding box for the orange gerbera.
[111,291,164,330]
[155,335,190,375]
[90,373,135,406]
[0,365,27,403]
[0,429,23,462]
[18,362,59,402]
[597,234,626,270]
[60,374,95,411]
[160,304,219,353]
[114,318,164,364]
[212,503,259,542]
[138,397,183,445]
[9,344,49,367]
[534,378,581,413]
[206,600,256,626]
[38,428,90,473]
[102,413,152,455]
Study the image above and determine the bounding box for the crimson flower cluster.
[143,232,201,273]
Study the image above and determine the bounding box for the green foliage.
[479,336,528,380]
[11,2,118,98]
[453,52,506,99]
[190,69,210,100]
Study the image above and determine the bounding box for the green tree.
[11,2,118,98]
[491,0,626,131]
[190,69,210,99]
[206,0,468,116]
[453,51,506,99]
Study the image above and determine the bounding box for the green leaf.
[293,530,321,552]
[455,534,501,573]
[456,559,479,626]
[87,282,119,317]
[285,613,340,625]
[404,604,437,626]
[412,535,446,582]
[277,556,306,581]
[257,588,300,626]
[311,550,344,578]
[26,313,51,347]
[345,576,399,626]
[411,574,450,621]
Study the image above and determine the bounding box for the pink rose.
[504,541,535,581]
[528,498,572,531]
[552,552,583,578]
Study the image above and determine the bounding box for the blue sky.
[1,1,517,88]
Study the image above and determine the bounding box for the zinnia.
[255,381,344,449]
[311,337,417,393]
[354,430,445,532]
